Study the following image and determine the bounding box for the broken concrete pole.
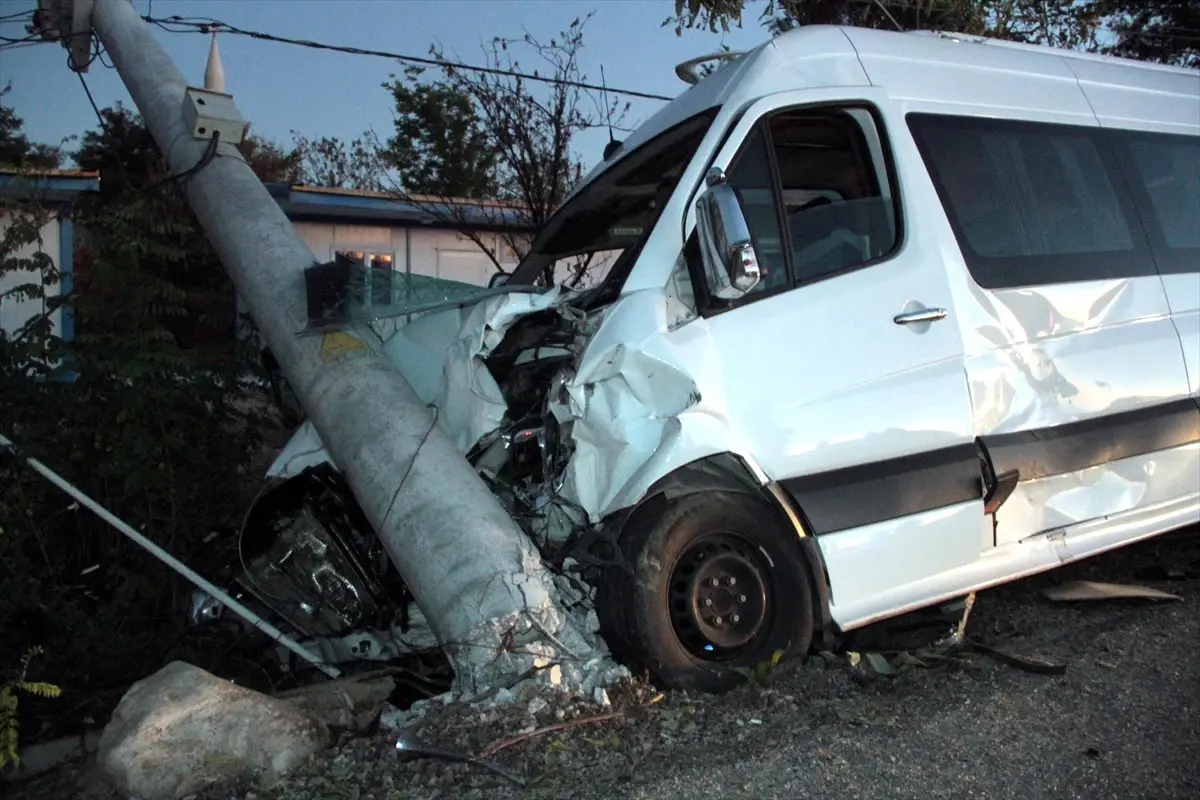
[88,0,612,694]
[97,662,327,800]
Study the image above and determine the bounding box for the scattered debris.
[1043,580,1183,603]
[479,711,622,758]
[394,736,526,787]
[274,673,396,733]
[933,591,976,649]
[966,640,1068,676]
[97,661,328,800]
[835,591,1068,679]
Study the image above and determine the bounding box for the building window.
[334,249,397,307]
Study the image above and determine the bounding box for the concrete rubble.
[274,673,397,732]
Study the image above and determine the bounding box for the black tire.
[597,490,815,693]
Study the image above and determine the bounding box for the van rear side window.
[1113,132,1200,275]
[907,113,1157,290]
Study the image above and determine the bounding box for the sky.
[0,0,773,173]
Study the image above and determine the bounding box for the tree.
[664,0,1198,62]
[76,103,300,187]
[71,105,300,356]
[0,83,62,170]
[377,14,628,286]
[234,131,303,184]
[1102,0,1200,68]
[382,66,498,198]
[289,132,383,191]
[664,1,1105,48]
[74,103,164,188]
[666,0,993,35]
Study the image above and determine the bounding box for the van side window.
[907,113,1155,289]
[1114,132,1200,275]
[770,109,898,285]
[719,106,900,300]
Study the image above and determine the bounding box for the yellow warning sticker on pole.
[319,330,367,362]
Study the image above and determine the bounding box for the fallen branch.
[480,712,622,758]
[967,640,1068,676]
[396,738,526,787]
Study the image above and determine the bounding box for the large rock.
[97,661,329,800]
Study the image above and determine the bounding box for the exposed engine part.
[189,590,224,625]
[289,605,441,664]
[237,465,415,640]
[461,308,595,553]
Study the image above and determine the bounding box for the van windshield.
[506,110,718,296]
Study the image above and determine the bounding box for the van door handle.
[893,307,947,325]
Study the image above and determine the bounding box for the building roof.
[265,182,533,231]
[0,167,100,179]
[291,183,527,211]
[0,169,532,231]
[0,168,101,203]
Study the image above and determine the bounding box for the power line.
[77,71,104,127]
[141,14,676,102]
[0,9,35,24]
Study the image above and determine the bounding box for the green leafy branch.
[0,646,62,770]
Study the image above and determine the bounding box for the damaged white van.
[229,25,1200,691]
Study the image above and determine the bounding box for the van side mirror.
[695,167,761,300]
[488,271,510,288]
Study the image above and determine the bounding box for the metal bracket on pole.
[34,0,94,72]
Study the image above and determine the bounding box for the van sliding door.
[908,112,1198,549]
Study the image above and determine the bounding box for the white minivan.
[253,25,1200,691]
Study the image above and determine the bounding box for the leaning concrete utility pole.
[34,0,609,694]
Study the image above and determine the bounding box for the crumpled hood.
[381,286,569,453]
[270,282,703,527]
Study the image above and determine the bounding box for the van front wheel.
[597,491,814,693]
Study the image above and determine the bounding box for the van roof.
[600,24,1197,172]
[892,28,1198,77]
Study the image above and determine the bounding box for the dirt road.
[16,526,1200,799]
[618,526,1200,800]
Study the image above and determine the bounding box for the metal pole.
[84,0,596,692]
[0,434,339,679]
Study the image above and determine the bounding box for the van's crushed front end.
[197,104,722,677]
[274,269,697,549]
[200,267,697,675]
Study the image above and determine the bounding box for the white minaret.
[204,32,226,92]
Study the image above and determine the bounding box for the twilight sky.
[0,0,772,173]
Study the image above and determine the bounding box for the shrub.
[0,186,279,748]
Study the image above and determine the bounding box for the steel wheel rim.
[668,532,771,660]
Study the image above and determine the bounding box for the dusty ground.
[12,526,1200,800]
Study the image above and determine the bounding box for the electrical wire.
[78,58,222,195]
[0,32,39,44]
[379,404,440,530]
[0,8,35,24]
[141,14,676,102]
[77,70,104,127]
[138,130,221,193]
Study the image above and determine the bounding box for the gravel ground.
[13,526,1199,800]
